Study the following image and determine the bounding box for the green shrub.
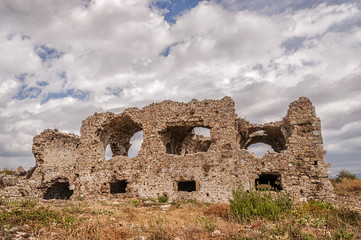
[0,168,15,175]
[158,194,169,203]
[129,199,139,205]
[335,169,356,182]
[334,228,354,240]
[229,186,293,222]
[0,207,74,228]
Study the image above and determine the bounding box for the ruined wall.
[18,96,334,202]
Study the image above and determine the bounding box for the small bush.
[334,228,354,240]
[158,194,169,203]
[229,186,293,222]
[335,169,356,182]
[129,199,139,205]
[0,168,15,175]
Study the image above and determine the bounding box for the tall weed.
[229,186,293,222]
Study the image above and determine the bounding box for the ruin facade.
[1,97,334,202]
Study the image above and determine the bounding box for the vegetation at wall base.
[0,170,360,239]
[229,186,293,222]
[0,195,360,239]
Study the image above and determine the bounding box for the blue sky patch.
[34,45,64,62]
[15,73,28,82]
[36,81,49,87]
[41,88,89,104]
[160,42,182,57]
[152,0,204,23]
[13,85,42,100]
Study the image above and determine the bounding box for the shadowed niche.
[255,173,282,191]
[43,178,73,199]
[110,180,128,194]
[177,180,196,192]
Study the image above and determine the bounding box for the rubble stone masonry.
[1,97,334,202]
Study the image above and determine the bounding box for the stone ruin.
[0,96,334,202]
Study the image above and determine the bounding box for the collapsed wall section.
[23,96,334,202]
[31,129,80,198]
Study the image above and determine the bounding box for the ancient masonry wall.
[1,97,334,202]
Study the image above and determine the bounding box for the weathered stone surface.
[15,166,26,176]
[1,96,334,202]
[2,176,18,186]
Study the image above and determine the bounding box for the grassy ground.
[1,170,361,240]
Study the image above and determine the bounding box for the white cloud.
[0,0,360,174]
[287,3,359,37]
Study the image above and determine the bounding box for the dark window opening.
[43,179,73,200]
[314,161,318,166]
[177,181,196,192]
[166,143,172,154]
[255,173,282,191]
[110,180,128,194]
[160,126,211,155]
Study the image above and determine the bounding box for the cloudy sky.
[0,0,360,176]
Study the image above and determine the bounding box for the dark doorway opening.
[255,173,282,191]
[177,181,196,192]
[110,180,128,194]
[166,143,172,154]
[43,179,73,199]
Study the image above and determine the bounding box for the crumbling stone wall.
[1,96,334,202]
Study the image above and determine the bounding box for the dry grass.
[1,176,361,240]
[1,194,360,240]
[333,178,361,196]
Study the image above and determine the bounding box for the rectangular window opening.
[110,180,128,194]
[177,180,196,192]
[255,173,282,191]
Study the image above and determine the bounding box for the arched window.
[128,130,143,158]
[105,144,112,160]
[100,115,143,160]
[160,126,211,155]
[240,126,287,153]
